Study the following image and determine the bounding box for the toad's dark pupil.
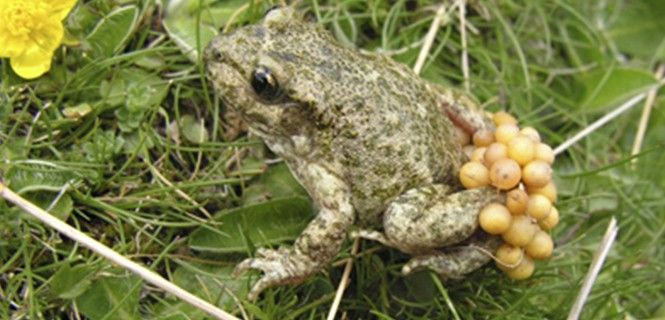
[251,67,281,102]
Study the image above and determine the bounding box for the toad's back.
[309,49,464,223]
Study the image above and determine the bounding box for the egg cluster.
[456,111,558,280]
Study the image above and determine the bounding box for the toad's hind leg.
[382,185,500,254]
[355,185,502,277]
[401,231,502,277]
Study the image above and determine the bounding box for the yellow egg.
[526,194,552,221]
[459,162,490,189]
[471,147,487,163]
[506,188,529,215]
[534,143,555,164]
[484,142,508,168]
[520,127,541,143]
[479,203,513,235]
[489,158,521,190]
[502,215,538,247]
[495,243,523,270]
[507,135,536,166]
[473,129,495,147]
[522,160,552,188]
[493,111,518,126]
[526,230,554,260]
[494,124,520,144]
[539,206,560,231]
[527,181,557,203]
[505,255,535,280]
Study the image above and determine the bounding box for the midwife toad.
[205,6,502,300]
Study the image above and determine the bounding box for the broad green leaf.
[50,263,95,299]
[189,196,315,253]
[4,163,77,193]
[578,67,657,112]
[180,115,209,144]
[85,5,140,58]
[75,271,142,320]
[242,163,309,204]
[607,0,665,60]
[162,0,246,61]
[27,193,74,221]
[66,1,105,40]
[153,263,248,319]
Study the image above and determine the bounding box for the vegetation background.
[1,0,664,319]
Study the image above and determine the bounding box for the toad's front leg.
[234,163,354,300]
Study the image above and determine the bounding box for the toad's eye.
[264,5,281,16]
[251,66,283,103]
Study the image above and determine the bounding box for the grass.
[1,0,665,319]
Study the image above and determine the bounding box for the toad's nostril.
[205,34,232,60]
[204,42,225,63]
[213,49,223,61]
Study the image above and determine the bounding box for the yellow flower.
[0,0,77,79]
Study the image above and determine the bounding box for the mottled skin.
[205,7,501,300]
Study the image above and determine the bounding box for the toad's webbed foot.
[234,247,321,300]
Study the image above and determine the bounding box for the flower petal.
[0,33,29,57]
[45,0,77,20]
[10,46,53,79]
[34,20,64,53]
[0,34,14,57]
